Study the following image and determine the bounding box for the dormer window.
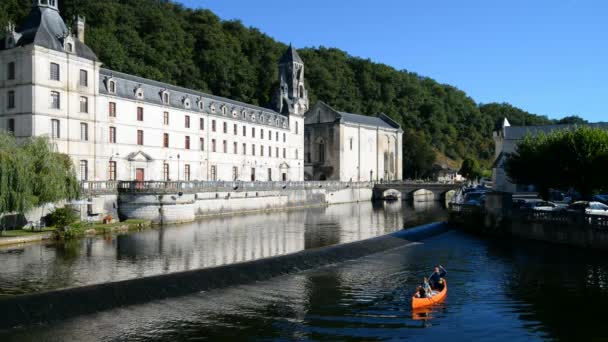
[161,90,170,104]
[221,105,227,115]
[183,97,191,109]
[135,86,144,99]
[210,103,216,113]
[108,80,116,94]
[197,98,204,110]
[66,43,73,52]
[251,114,256,122]
[232,109,238,117]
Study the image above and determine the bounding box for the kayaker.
[435,278,445,291]
[415,286,425,298]
[429,265,446,290]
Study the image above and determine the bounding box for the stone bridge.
[373,182,461,202]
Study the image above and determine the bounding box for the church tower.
[274,45,309,116]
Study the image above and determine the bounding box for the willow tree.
[0,134,79,216]
[505,126,608,199]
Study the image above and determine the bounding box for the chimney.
[74,15,85,42]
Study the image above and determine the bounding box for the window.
[79,96,88,113]
[163,133,169,148]
[261,129,264,139]
[7,119,15,134]
[283,133,286,142]
[79,160,88,181]
[242,143,246,155]
[80,123,88,141]
[212,139,216,152]
[137,130,144,145]
[51,119,60,138]
[8,90,15,109]
[252,144,256,156]
[222,106,227,115]
[268,168,272,181]
[296,149,299,159]
[242,126,246,136]
[296,122,299,134]
[50,63,60,81]
[319,143,325,162]
[163,163,170,181]
[109,102,116,117]
[268,146,272,157]
[79,69,88,87]
[276,147,279,158]
[252,127,256,138]
[233,124,237,135]
[7,62,15,80]
[108,161,117,181]
[185,136,190,149]
[223,122,227,133]
[233,141,237,154]
[200,138,204,151]
[184,164,191,181]
[232,167,238,181]
[350,138,353,151]
[283,148,286,158]
[109,127,116,143]
[162,92,169,104]
[200,118,204,130]
[50,91,60,109]
[66,43,73,53]
[251,168,256,181]
[185,115,190,128]
[212,120,216,132]
[276,132,279,141]
[137,107,143,121]
[163,112,169,125]
[261,145,264,156]
[109,80,116,93]
[223,140,227,153]
[211,165,217,181]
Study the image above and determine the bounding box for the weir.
[0,222,449,330]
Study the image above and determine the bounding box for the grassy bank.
[53,219,152,240]
[0,227,55,238]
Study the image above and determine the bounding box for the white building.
[0,1,305,182]
[303,102,403,181]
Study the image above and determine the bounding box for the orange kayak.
[411,280,447,309]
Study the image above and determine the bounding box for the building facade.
[0,1,305,182]
[304,102,403,181]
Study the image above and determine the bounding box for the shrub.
[47,207,79,228]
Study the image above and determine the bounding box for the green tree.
[460,158,482,181]
[402,129,436,179]
[505,127,608,199]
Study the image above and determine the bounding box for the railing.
[80,181,119,195]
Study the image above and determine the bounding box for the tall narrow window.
[108,161,117,181]
[211,165,217,181]
[268,168,272,181]
[185,136,190,149]
[242,126,246,136]
[109,80,116,93]
[50,62,60,81]
[283,133,286,142]
[79,96,88,113]
[319,143,325,162]
[268,146,272,157]
[232,167,238,181]
[185,115,190,128]
[296,149,299,159]
[137,130,144,145]
[184,164,191,181]
[163,163,170,181]
[252,144,256,156]
[252,127,256,138]
[109,102,116,117]
[223,122,227,133]
[51,119,60,139]
[233,124,237,135]
[276,131,279,141]
[261,129,264,139]
[80,122,88,141]
[212,120,216,132]
[200,118,204,130]
[163,133,169,148]
[283,148,286,159]
[163,111,169,125]
[200,138,204,151]
[7,119,15,134]
[109,127,116,143]
[242,143,246,155]
[222,140,227,153]
[79,160,88,181]
[7,62,15,80]
[79,69,88,87]
[212,139,216,152]
[261,145,264,157]
[233,141,237,154]
[137,107,144,121]
[276,147,279,158]
[50,91,60,109]
[296,121,299,134]
[8,90,15,109]
[251,168,256,181]
[349,138,353,151]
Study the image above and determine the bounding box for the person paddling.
[429,265,446,290]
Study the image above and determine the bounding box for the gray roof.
[100,68,291,130]
[279,45,303,64]
[504,123,608,140]
[338,111,400,130]
[1,6,98,61]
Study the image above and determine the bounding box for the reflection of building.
[0,1,304,182]
[492,118,608,192]
[303,102,403,181]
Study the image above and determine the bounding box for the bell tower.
[274,44,309,116]
[33,0,59,10]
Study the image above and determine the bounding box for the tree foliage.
[460,158,483,181]
[0,134,79,215]
[505,127,608,199]
[3,0,557,175]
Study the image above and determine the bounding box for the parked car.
[592,194,608,205]
[564,201,608,216]
[521,200,559,211]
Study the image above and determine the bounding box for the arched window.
[162,92,169,104]
[299,85,304,98]
[108,80,116,93]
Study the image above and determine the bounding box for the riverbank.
[0,221,449,329]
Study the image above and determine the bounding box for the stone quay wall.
[449,192,608,250]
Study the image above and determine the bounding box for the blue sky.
[177,0,608,122]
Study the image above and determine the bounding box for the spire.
[279,44,303,64]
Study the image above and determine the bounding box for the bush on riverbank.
[46,207,79,228]
[53,219,151,240]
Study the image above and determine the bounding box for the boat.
[411,280,447,309]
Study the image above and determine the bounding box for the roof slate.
[338,112,398,130]
[504,123,608,140]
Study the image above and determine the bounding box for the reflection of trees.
[486,241,608,341]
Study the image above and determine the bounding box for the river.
[2,202,608,341]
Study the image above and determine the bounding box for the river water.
[3,202,608,341]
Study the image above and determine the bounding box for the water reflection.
[0,201,446,295]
